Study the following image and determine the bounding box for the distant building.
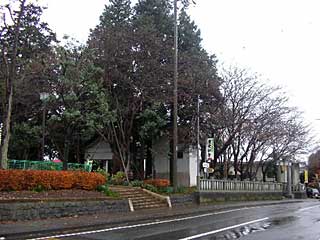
[276,161,300,186]
[152,136,198,187]
[222,160,300,185]
[308,150,320,174]
[85,138,113,173]
[84,136,199,187]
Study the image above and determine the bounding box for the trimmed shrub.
[110,171,126,185]
[96,184,119,197]
[143,183,158,193]
[94,168,110,180]
[0,170,106,191]
[130,180,144,187]
[157,186,174,194]
[144,178,170,188]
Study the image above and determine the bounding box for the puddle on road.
[208,216,297,240]
[271,216,297,226]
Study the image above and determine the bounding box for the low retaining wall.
[0,198,129,222]
[293,191,307,199]
[170,194,197,206]
[196,191,283,203]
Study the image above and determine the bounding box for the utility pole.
[40,92,49,160]
[196,95,200,190]
[172,0,178,191]
[0,123,2,147]
[287,159,293,198]
[42,103,46,160]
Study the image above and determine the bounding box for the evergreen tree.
[88,0,136,178]
[132,0,174,102]
[87,0,221,178]
[177,8,221,141]
[46,41,112,169]
[0,0,56,168]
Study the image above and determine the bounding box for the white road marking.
[11,203,312,240]
[178,217,269,240]
[297,205,320,212]
[26,207,257,240]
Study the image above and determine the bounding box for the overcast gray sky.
[42,0,320,155]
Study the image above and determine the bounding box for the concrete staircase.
[109,186,169,211]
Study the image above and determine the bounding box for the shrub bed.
[0,170,106,191]
[143,179,170,187]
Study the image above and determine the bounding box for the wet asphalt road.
[22,201,320,240]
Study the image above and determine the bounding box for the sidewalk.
[0,199,311,239]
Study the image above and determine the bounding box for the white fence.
[291,183,305,192]
[199,179,284,192]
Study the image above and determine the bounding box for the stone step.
[109,186,140,190]
[111,188,141,191]
[116,191,146,195]
[110,189,143,194]
[117,193,150,198]
[134,203,168,210]
[116,191,145,195]
[131,198,162,204]
[132,202,167,209]
[109,187,141,190]
[109,186,169,211]
[132,199,166,205]
[128,196,154,200]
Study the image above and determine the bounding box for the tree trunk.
[76,132,80,163]
[262,172,266,182]
[63,139,69,170]
[140,140,145,179]
[0,85,13,169]
[150,139,156,179]
[63,127,71,170]
[125,149,131,175]
[0,1,26,169]
[223,152,228,179]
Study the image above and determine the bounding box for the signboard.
[202,162,209,168]
[206,138,214,161]
[304,170,308,183]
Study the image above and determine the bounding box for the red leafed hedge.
[0,170,106,191]
[144,179,170,187]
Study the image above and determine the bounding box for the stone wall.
[293,191,307,199]
[170,194,197,206]
[196,191,283,203]
[0,198,129,222]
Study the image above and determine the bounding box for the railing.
[199,179,283,192]
[8,160,89,171]
[293,183,305,192]
[283,183,305,193]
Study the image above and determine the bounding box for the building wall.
[254,166,275,182]
[153,136,170,179]
[189,146,198,186]
[85,140,113,161]
[177,148,190,186]
[153,136,196,187]
[277,162,300,185]
[308,150,320,172]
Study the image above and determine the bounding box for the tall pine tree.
[0,0,56,168]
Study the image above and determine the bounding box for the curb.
[0,200,306,240]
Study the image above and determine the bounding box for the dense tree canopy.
[0,0,56,168]
[0,0,312,183]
